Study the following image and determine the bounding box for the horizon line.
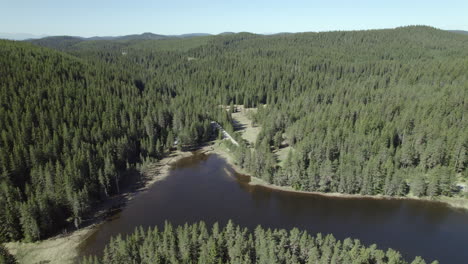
[1,25,467,41]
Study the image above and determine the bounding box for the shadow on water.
[80,153,468,263]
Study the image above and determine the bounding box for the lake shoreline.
[6,140,466,263]
[5,149,194,264]
[205,141,468,211]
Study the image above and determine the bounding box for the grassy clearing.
[5,226,95,264]
[230,105,292,167]
[231,107,260,146]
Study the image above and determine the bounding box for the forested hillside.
[229,28,468,197]
[0,26,467,244]
[0,40,228,242]
[80,221,433,264]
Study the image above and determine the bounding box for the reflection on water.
[81,153,468,263]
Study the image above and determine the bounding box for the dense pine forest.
[0,25,467,251]
[80,221,434,264]
[231,27,468,196]
[0,39,229,243]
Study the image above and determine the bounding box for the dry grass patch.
[5,226,96,264]
[230,106,293,167]
[231,107,260,145]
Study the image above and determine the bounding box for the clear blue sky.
[1,0,467,37]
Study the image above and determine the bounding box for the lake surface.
[80,152,468,263]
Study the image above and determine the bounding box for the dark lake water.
[80,152,468,263]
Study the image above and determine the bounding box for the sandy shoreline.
[5,149,194,264]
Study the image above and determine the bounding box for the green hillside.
[0,26,467,247]
[0,40,226,243]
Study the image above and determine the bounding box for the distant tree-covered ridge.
[80,221,435,264]
[0,26,467,243]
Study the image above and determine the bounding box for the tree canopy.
[0,26,467,244]
[81,221,435,264]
